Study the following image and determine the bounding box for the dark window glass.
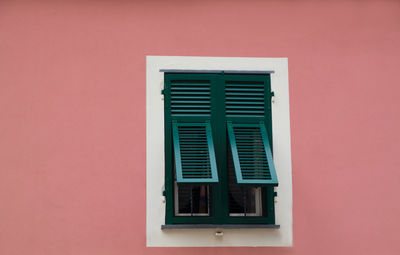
[176,185,210,216]
[228,145,262,216]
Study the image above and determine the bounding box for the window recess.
[164,72,277,225]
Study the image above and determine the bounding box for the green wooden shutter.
[170,78,211,117]
[172,121,219,183]
[225,79,266,117]
[227,122,278,186]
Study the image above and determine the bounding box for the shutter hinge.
[161,89,165,100]
[271,91,275,104]
[162,190,166,196]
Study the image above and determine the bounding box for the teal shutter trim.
[172,121,219,184]
[227,122,278,186]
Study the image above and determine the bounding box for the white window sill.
[161,224,280,229]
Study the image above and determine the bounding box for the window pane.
[228,145,262,216]
[175,184,210,216]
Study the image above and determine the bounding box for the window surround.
[146,56,292,247]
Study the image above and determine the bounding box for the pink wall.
[1,0,399,254]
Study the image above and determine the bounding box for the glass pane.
[175,184,210,216]
[229,186,262,215]
[228,144,263,216]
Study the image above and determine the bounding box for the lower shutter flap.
[227,122,278,186]
[172,122,219,183]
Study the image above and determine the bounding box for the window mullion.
[210,73,228,223]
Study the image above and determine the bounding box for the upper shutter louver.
[227,122,278,186]
[170,80,211,117]
[172,122,218,183]
[225,80,265,117]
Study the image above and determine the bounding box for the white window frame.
[146,56,292,247]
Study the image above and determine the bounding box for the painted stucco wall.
[0,0,399,254]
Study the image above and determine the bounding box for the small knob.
[215,231,223,237]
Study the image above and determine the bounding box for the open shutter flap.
[173,121,218,184]
[227,122,278,186]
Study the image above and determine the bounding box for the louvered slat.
[227,122,278,185]
[170,80,211,116]
[225,81,265,117]
[173,122,218,183]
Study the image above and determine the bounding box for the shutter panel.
[172,121,218,183]
[225,80,265,117]
[227,122,278,186]
[170,79,211,117]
